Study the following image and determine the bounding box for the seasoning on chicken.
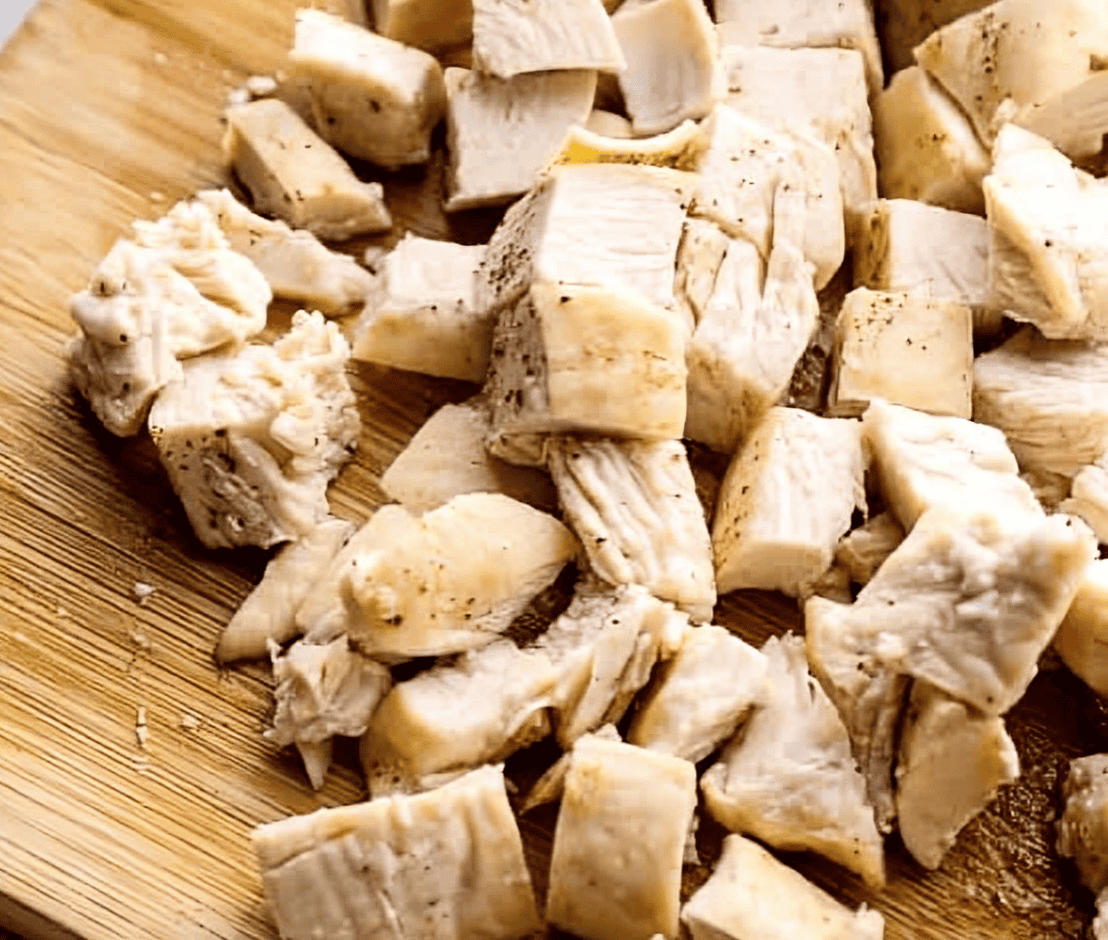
[147,310,359,549]
[702,634,885,888]
[288,9,446,170]
[252,765,541,940]
[712,407,866,597]
[545,735,697,940]
[222,98,392,240]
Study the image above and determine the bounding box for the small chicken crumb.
[180,714,202,732]
[130,629,152,653]
[132,582,157,604]
[153,52,167,66]
[136,706,149,748]
[245,75,278,97]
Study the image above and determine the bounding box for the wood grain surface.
[0,1,1104,939]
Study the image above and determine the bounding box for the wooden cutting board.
[0,1,1103,938]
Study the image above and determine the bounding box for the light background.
[1,1,34,50]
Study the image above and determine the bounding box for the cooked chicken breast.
[834,512,905,587]
[1054,560,1108,697]
[371,0,473,54]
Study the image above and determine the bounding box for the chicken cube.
[712,407,866,597]
[611,0,721,136]
[872,66,989,215]
[985,124,1108,342]
[584,109,635,137]
[147,311,359,549]
[484,282,687,466]
[686,190,821,453]
[714,0,883,98]
[550,118,704,171]
[862,398,1041,531]
[471,0,624,78]
[380,399,556,515]
[547,436,715,622]
[520,724,621,813]
[535,582,688,748]
[682,833,886,940]
[834,512,905,587]
[626,624,765,762]
[1062,457,1108,543]
[360,639,555,794]
[478,162,696,317]
[1054,560,1108,698]
[674,217,729,330]
[68,199,272,436]
[546,736,697,940]
[342,493,576,659]
[289,9,446,170]
[443,67,596,212]
[1058,754,1108,897]
[349,234,489,382]
[973,327,1108,479]
[895,681,1020,870]
[718,45,876,239]
[701,634,885,887]
[807,508,1095,826]
[371,0,473,54]
[266,636,392,789]
[216,517,355,663]
[252,765,541,940]
[195,189,374,317]
[690,105,844,291]
[222,98,392,239]
[914,0,1108,159]
[829,288,974,419]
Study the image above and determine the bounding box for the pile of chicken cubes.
[63,0,1108,936]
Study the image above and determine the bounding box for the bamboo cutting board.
[0,1,1104,938]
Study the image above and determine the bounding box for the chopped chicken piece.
[371,0,473,54]
[853,199,999,335]
[686,189,821,453]
[443,67,596,211]
[829,288,974,419]
[628,623,766,763]
[702,634,884,887]
[360,639,555,794]
[611,0,721,136]
[872,66,989,215]
[147,311,359,549]
[550,119,704,171]
[349,234,489,382]
[712,407,866,597]
[584,109,634,137]
[1059,754,1108,896]
[520,724,621,813]
[674,217,729,330]
[877,0,994,73]
[718,45,876,239]
[973,327,1108,479]
[690,105,844,291]
[714,0,884,98]
[546,736,697,940]
[1054,560,1108,697]
[535,582,687,748]
[222,98,392,240]
[914,0,1108,159]
[1062,457,1108,543]
[682,833,886,940]
[343,493,576,659]
[484,282,687,466]
[984,124,1108,342]
[252,765,540,940]
[380,400,556,515]
[547,436,716,621]
[477,162,696,317]
[807,508,1095,826]
[835,512,905,587]
[216,517,355,663]
[266,636,392,789]
[195,189,374,317]
[68,199,271,436]
[862,398,1041,531]
[471,0,625,78]
[895,681,1020,870]
[289,9,446,170]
